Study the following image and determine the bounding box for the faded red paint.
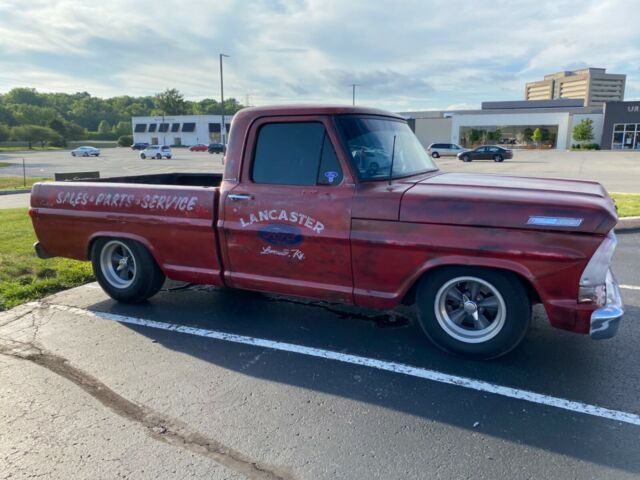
[30,105,619,336]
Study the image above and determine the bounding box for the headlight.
[578,230,617,305]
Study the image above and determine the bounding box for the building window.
[182,122,196,132]
[174,137,182,146]
[148,124,157,132]
[612,123,640,150]
[171,123,180,132]
[151,137,159,145]
[209,123,221,133]
[134,124,146,133]
[158,123,169,132]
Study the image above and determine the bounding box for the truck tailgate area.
[30,181,223,286]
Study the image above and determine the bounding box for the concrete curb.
[617,216,640,231]
[0,188,30,196]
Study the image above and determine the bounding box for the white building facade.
[401,100,605,150]
[131,114,233,147]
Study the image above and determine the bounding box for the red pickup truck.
[30,105,624,359]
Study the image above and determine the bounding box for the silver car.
[427,143,468,158]
[71,146,101,157]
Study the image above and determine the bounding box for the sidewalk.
[0,192,30,209]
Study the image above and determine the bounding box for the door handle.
[228,193,254,201]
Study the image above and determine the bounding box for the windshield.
[336,116,437,180]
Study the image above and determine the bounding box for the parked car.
[71,146,100,157]
[30,105,623,360]
[140,145,172,159]
[131,142,149,150]
[189,144,209,152]
[208,143,225,154]
[458,145,513,162]
[427,143,468,158]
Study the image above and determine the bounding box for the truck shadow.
[89,286,640,474]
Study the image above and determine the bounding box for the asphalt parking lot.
[1,229,639,479]
[0,148,639,192]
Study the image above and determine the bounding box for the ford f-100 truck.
[30,105,624,359]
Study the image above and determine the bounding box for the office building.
[525,68,626,107]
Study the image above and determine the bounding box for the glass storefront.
[459,125,558,149]
[612,123,640,149]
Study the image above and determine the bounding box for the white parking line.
[620,285,640,291]
[40,302,640,427]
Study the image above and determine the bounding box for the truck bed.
[30,173,224,286]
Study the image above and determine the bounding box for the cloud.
[0,0,639,109]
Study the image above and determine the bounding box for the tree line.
[0,87,244,148]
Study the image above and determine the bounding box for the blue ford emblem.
[258,224,303,246]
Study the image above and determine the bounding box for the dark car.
[131,142,149,150]
[457,145,513,162]
[208,143,225,154]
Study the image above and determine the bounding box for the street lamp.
[219,53,230,147]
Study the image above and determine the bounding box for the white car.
[427,143,468,158]
[140,145,172,159]
[71,146,100,157]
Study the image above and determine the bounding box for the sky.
[0,0,639,111]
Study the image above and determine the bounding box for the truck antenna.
[388,134,397,186]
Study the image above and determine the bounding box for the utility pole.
[352,84,359,106]
[219,53,230,147]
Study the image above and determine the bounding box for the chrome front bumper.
[590,270,624,340]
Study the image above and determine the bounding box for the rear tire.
[461,155,471,162]
[91,238,165,303]
[140,153,146,159]
[416,267,531,359]
[431,152,440,158]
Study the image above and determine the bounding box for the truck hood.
[400,172,618,235]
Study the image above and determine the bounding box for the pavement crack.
[264,295,412,328]
[0,347,294,480]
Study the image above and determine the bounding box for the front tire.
[155,154,162,159]
[416,267,531,359]
[91,238,165,303]
[431,152,440,158]
[140,153,146,159]
[493,154,503,162]
[461,155,471,162]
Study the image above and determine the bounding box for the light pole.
[352,84,359,106]
[219,53,230,147]
[161,112,165,146]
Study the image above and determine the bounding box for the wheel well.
[401,265,541,306]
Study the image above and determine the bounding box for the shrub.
[117,135,133,147]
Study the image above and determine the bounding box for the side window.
[252,122,342,186]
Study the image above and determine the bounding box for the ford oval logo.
[258,224,304,246]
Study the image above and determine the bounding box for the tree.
[98,120,112,134]
[117,135,133,147]
[63,121,85,140]
[531,128,543,147]
[0,123,10,142]
[154,88,186,115]
[12,125,58,149]
[3,87,43,106]
[49,118,66,136]
[113,121,132,136]
[573,118,594,144]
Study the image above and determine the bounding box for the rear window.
[252,122,342,186]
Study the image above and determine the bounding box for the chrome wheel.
[434,276,506,343]
[99,240,137,289]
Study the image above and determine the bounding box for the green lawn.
[0,208,94,311]
[611,193,640,218]
[0,146,63,152]
[0,176,48,190]
[0,162,10,168]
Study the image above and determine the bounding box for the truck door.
[221,116,355,303]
